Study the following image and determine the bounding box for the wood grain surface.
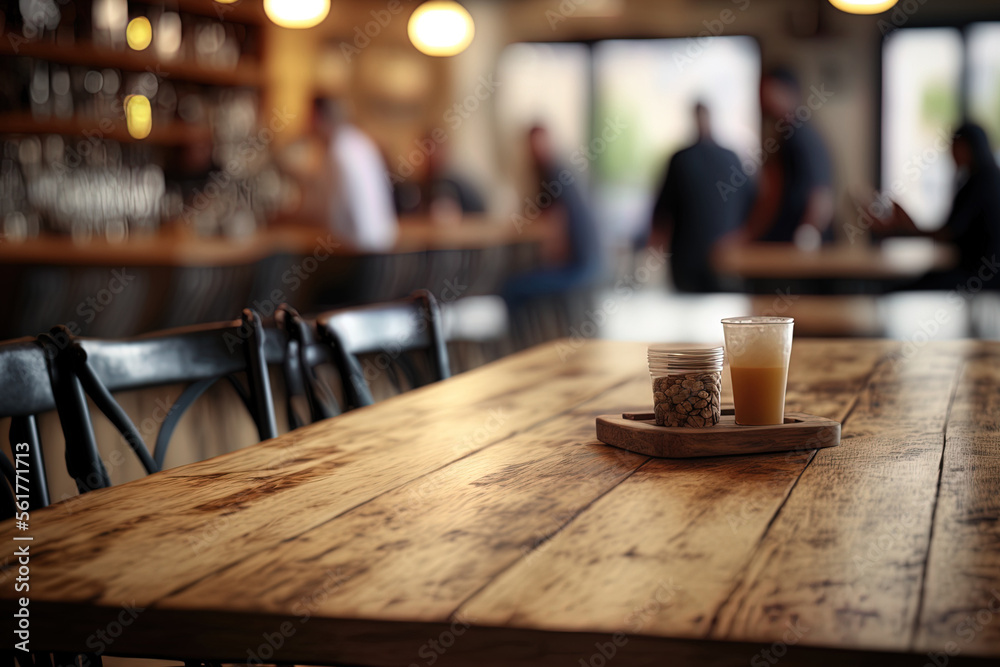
[2,339,999,667]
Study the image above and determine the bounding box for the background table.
[713,239,958,295]
[3,340,999,666]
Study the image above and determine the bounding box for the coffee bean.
[651,370,721,428]
[654,403,667,426]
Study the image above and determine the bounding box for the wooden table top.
[3,339,999,666]
[713,239,957,280]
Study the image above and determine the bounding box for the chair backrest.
[0,338,57,519]
[275,304,339,429]
[316,290,451,410]
[38,309,278,494]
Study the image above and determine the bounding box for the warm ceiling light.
[124,94,152,139]
[828,0,898,14]
[264,0,329,29]
[215,0,239,4]
[408,1,475,57]
[126,16,152,50]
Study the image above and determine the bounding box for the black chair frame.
[0,338,57,519]
[316,289,451,411]
[37,309,278,494]
[275,304,339,429]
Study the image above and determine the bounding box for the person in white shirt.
[315,98,398,252]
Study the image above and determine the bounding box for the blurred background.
[3,0,1000,352]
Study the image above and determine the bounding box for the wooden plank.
[458,341,892,640]
[916,345,1000,658]
[0,341,645,613]
[844,342,968,439]
[710,342,970,652]
[780,340,896,422]
[156,413,647,621]
[940,346,1000,435]
[460,446,813,637]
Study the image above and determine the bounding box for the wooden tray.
[595,409,840,458]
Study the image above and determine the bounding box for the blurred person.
[649,102,756,292]
[502,125,602,303]
[392,131,486,221]
[871,123,1000,289]
[314,97,397,252]
[742,67,834,247]
[425,139,487,219]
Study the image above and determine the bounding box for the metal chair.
[0,337,56,520]
[38,309,278,493]
[3,317,272,667]
[0,339,102,667]
[315,290,451,410]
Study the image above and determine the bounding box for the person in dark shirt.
[392,135,487,218]
[877,122,1000,289]
[426,139,487,215]
[650,103,755,292]
[745,68,835,246]
[502,125,603,304]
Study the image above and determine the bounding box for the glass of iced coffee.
[721,317,794,426]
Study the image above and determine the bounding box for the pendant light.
[264,0,330,29]
[828,0,898,14]
[408,1,475,57]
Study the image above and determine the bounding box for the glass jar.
[648,345,724,428]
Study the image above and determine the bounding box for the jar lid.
[648,345,724,373]
[648,345,724,357]
[720,317,793,325]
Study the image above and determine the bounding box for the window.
[882,23,1000,231]
[593,37,760,243]
[967,23,1000,163]
[496,37,761,245]
[495,42,590,206]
